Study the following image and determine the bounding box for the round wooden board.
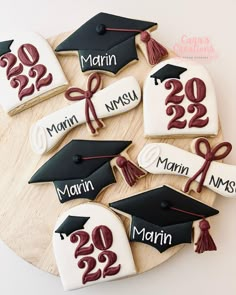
[0,32,223,276]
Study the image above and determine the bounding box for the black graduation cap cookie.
[29,139,146,203]
[55,215,90,240]
[55,12,168,75]
[110,185,219,253]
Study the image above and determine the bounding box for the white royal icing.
[53,203,136,291]
[143,57,218,137]
[0,31,68,114]
[30,76,141,154]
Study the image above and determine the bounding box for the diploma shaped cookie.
[30,74,141,155]
[29,139,146,203]
[137,138,236,198]
[0,32,68,115]
[110,185,219,253]
[53,203,136,290]
[55,12,168,75]
[143,57,218,137]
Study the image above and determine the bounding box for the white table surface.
[1,0,236,294]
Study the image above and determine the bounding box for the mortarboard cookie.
[150,64,187,85]
[55,215,90,240]
[137,138,235,198]
[29,139,146,203]
[0,32,68,115]
[53,203,136,290]
[109,185,219,253]
[55,12,168,75]
[143,57,218,137]
[29,73,141,155]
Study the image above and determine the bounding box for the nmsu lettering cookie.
[143,57,218,137]
[0,32,68,115]
[138,138,236,198]
[30,75,141,155]
[53,203,136,290]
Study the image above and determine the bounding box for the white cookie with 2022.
[143,57,218,137]
[53,203,136,291]
[0,32,68,115]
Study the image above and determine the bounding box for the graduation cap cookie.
[143,57,218,137]
[55,12,168,75]
[55,215,90,240]
[29,139,146,203]
[53,203,136,290]
[0,32,68,115]
[137,138,236,198]
[110,185,219,253]
[30,73,141,155]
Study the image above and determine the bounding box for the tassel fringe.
[140,31,168,65]
[116,156,145,186]
[195,219,217,254]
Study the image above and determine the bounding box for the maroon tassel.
[140,31,168,65]
[116,156,145,186]
[195,219,217,254]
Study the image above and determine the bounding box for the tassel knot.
[140,31,151,43]
[195,219,217,254]
[116,156,145,187]
[116,156,127,168]
[140,31,168,65]
[199,219,210,231]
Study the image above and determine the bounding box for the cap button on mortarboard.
[160,200,170,210]
[96,24,106,35]
[73,154,82,164]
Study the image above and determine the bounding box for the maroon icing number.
[70,225,121,285]
[18,44,39,66]
[185,78,206,103]
[187,104,209,128]
[70,231,94,258]
[164,77,209,129]
[10,75,34,100]
[92,225,113,250]
[77,257,102,285]
[98,251,121,278]
[165,79,184,104]
[29,64,53,91]
[166,105,187,129]
[0,53,23,80]
[0,43,53,100]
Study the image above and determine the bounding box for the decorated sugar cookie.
[137,138,236,197]
[0,32,68,115]
[53,203,136,290]
[143,57,218,137]
[110,185,219,253]
[29,140,146,203]
[55,12,168,75]
[30,73,141,155]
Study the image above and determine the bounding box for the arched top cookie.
[143,57,218,137]
[53,202,136,290]
[0,31,68,115]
